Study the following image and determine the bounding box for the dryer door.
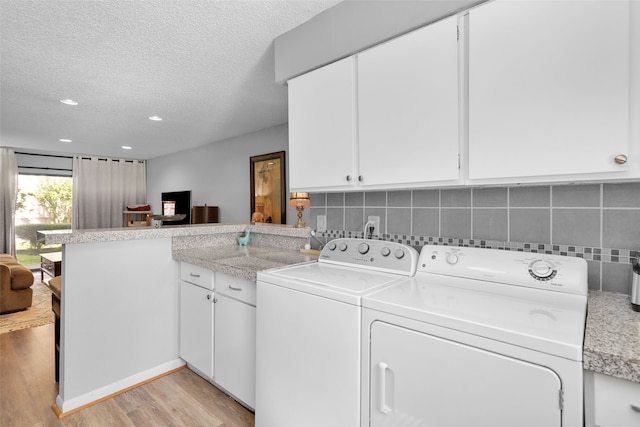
[370,321,562,427]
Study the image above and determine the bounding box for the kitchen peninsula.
[37,223,315,415]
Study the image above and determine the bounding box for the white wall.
[59,238,182,412]
[147,124,298,225]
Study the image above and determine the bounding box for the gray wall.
[309,184,640,295]
[147,124,297,225]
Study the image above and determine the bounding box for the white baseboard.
[56,358,186,414]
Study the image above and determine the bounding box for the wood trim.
[51,365,187,419]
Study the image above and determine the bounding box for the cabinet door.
[214,293,256,409]
[468,0,630,182]
[358,15,460,187]
[370,321,562,427]
[288,57,356,191]
[593,373,640,427]
[179,281,214,378]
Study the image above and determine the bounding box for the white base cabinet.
[213,273,256,409]
[179,278,214,379]
[585,371,640,427]
[179,266,257,410]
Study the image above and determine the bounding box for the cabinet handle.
[228,284,243,292]
[631,404,640,413]
[206,294,211,300]
[346,175,352,182]
[614,154,628,164]
[189,272,201,278]
[358,175,363,182]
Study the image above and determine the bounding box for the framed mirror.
[250,151,286,224]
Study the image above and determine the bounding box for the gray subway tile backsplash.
[510,186,550,207]
[602,209,640,250]
[365,191,387,206]
[309,183,640,295]
[327,192,344,207]
[510,208,551,244]
[413,189,440,207]
[441,188,471,207]
[441,208,471,239]
[345,192,364,207]
[387,207,411,235]
[472,187,508,208]
[473,208,508,241]
[387,190,412,207]
[553,184,600,207]
[603,182,640,207]
[552,208,600,247]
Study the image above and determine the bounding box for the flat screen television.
[161,191,191,225]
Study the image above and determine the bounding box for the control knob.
[528,260,556,280]
[446,253,459,265]
[339,242,348,252]
[394,249,405,259]
[380,247,391,257]
[327,242,337,251]
[358,243,370,255]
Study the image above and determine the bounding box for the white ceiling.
[0,0,341,160]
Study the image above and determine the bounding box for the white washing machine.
[256,238,419,427]
[361,244,589,427]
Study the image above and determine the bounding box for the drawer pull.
[189,272,201,278]
[631,404,640,413]
[228,284,243,292]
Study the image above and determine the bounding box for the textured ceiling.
[0,0,341,160]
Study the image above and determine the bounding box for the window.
[15,174,72,268]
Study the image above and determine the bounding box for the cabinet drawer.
[215,272,256,306]
[180,262,214,290]
[594,373,640,427]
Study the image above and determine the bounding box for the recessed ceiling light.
[122,146,133,150]
[59,99,78,106]
[59,138,72,143]
[148,116,162,121]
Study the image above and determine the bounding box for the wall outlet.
[367,215,380,237]
[317,215,327,232]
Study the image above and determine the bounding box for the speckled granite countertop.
[584,291,640,383]
[173,245,318,282]
[37,222,309,245]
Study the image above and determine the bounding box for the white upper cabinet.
[288,57,356,191]
[468,0,632,183]
[357,14,460,188]
[288,15,460,192]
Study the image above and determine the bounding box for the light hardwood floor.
[0,323,255,426]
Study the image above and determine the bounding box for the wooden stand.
[123,210,152,227]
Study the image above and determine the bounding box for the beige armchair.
[0,254,34,314]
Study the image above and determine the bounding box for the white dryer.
[361,244,588,427]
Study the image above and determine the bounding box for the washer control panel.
[320,238,419,276]
[418,244,588,296]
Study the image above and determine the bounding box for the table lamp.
[289,192,310,228]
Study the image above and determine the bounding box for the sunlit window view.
[15,175,72,268]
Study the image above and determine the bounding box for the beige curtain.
[72,157,146,229]
[0,148,18,255]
